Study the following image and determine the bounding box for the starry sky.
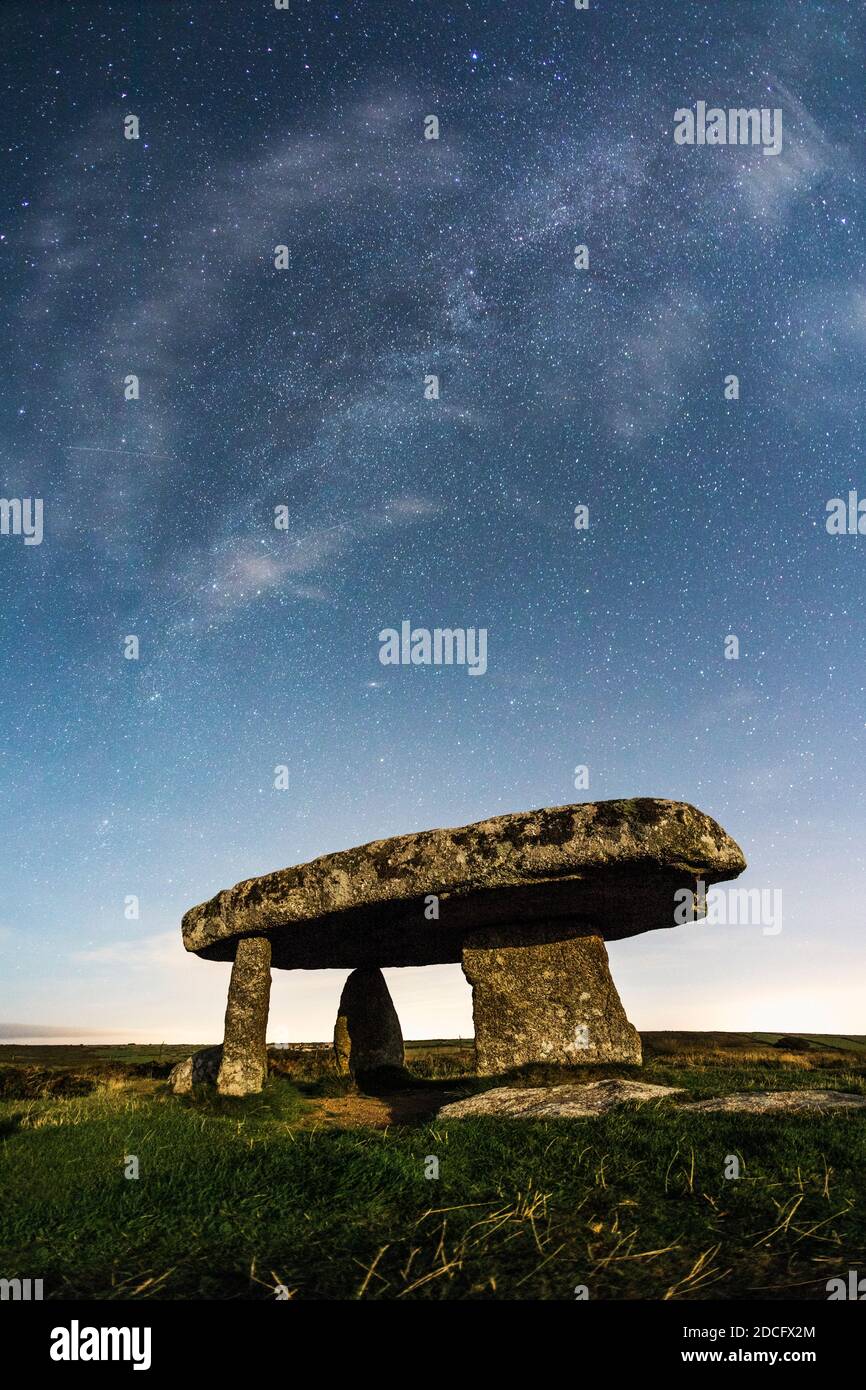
[2,0,864,1044]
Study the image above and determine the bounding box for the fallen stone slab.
[437,1078,685,1120]
[438,1084,866,1120]
[680,1090,866,1114]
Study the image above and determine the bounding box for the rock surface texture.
[182,799,746,968]
[333,966,405,1077]
[680,1090,866,1114]
[216,936,272,1096]
[438,1084,866,1119]
[168,1045,222,1094]
[438,1079,684,1119]
[462,927,642,1071]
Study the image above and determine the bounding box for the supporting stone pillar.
[334,966,405,1079]
[216,935,272,1096]
[461,926,641,1075]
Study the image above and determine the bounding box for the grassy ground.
[0,1034,864,1300]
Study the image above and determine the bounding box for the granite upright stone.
[216,936,272,1096]
[333,966,405,1078]
[462,926,642,1073]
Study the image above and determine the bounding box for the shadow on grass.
[0,1066,97,1100]
[169,1075,307,1124]
[306,1061,654,1127]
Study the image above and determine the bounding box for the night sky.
[2,0,864,1043]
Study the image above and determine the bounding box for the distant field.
[1,1033,864,1300]
[0,1038,471,1070]
[748,1033,866,1054]
[2,1031,864,1069]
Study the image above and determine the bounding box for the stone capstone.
[181,799,746,969]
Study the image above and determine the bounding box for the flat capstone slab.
[181,799,746,970]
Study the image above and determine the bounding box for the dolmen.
[179,798,746,1094]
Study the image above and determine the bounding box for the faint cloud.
[172,493,441,617]
[610,289,711,442]
[74,931,186,969]
[736,80,848,224]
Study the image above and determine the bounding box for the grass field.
[1,1033,864,1301]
